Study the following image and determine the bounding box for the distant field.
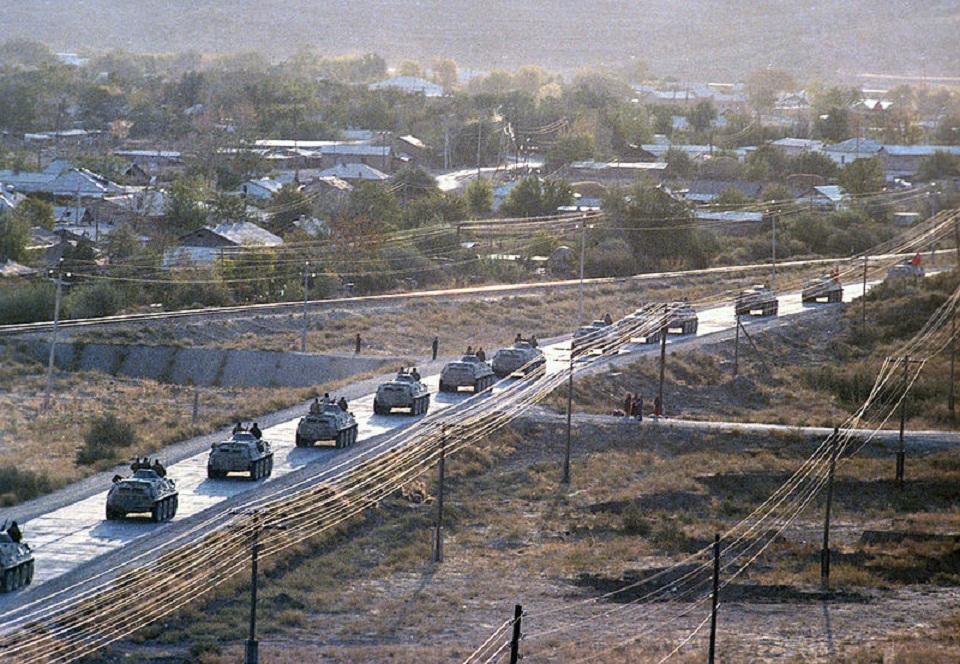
[1,0,957,80]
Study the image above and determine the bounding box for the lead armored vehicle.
[439,354,496,393]
[208,431,274,480]
[665,302,699,335]
[735,285,778,317]
[373,371,431,415]
[0,523,33,592]
[106,468,179,522]
[802,275,843,303]
[296,403,358,448]
[492,341,546,378]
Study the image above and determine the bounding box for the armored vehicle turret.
[106,468,179,522]
[735,285,778,317]
[492,341,546,378]
[208,431,274,480]
[373,371,430,415]
[802,275,843,303]
[885,260,925,283]
[296,403,358,448]
[0,523,33,592]
[439,354,496,393]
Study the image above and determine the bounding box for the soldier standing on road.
[355,333,362,354]
[623,392,633,417]
[477,347,486,362]
[653,395,662,419]
[432,336,439,361]
[634,394,644,421]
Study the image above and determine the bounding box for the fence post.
[509,604,523,664]
[563,352,573,484]
[708,534,720,664]
[432,425,446,563]
[733,314,740,377]
[821,427,840,590]
[897,356,909,487]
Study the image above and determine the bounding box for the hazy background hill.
[1,0,958,80]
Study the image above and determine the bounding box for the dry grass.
[93,416,960,663]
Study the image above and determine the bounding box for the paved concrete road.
[0,273,931,607]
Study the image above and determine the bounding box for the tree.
[347,182,401,227]
[391,166,439,203]
[465,178,493,217]
[746,68,796,113]
[760,183,794,203]
[688,100,717,132]
[210,193,251,225]
[164,176,209,234]
[397,60,424,77]
[268,183,312,228]
[814,107,850,142]
[744,144,788,181]
[431,58,458,91]
[664,148,694,179]
[713,187,752,210]
[916,151,960,181]
[933,115,960,145]
[0,210,29,262]
[545,133,594,171]
[12,197,54,230]
[838,157,885,195]
[787,151,838,179]
[104,224,142,262]
[501,177,544,218]
[541,179,574,213]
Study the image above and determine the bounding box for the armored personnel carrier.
[0,523,33,592]
[802,275,843,303]
[106,468,179,522]
[665,302,699,335]
[735,285,778,317]
[207,431,274,480]
[885,260,925,283]
[492,341,546,378]
[439,354,496,393]
[296,403,359,448]
[373,371,430,415]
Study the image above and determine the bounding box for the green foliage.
[838,157,885,195]
[11,197,54,230]
[347,182,401,228]
[0,465,56,506]
[760,183,793,203]
[744,144,788,181]
[103,224,142,262]
[209,193,251,225]
[500,177,573,217]
[267,183,313,229]
[465,178,493,217]
[391,166,439,202]
[584,237,636,277]
[933,115,960,145]
[545,133,594,170]
[916,151,960,181]
[814,106,850,142]
[745,68,796,111]
[787,151,838,178]
[0,282,55,324]
[664,148,694,179]
[0,210,30,262]
[688,100,717,132]
[713,187,753,210]
[164,176,209,234]
[77,414,138,465]
[65,282,127,319]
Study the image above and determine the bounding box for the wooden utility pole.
[950,304,957,421]
[708,534,720,664]
[562,351,574,484]
[432,425,447,563]
[898,356,909,487]
[43,259,67,412]
[861,255,868,330]
[301,262,314,354]
[733,314,741,377]
[577,219,586,324]
[820,427,840,590]
[770,212,777,290]
[657,306,668,416]
[245,523,261,664]
[509,604,523,664]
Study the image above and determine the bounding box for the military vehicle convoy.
[439,354,497,393]
[106,469,179,522]
[735,285,779,317]
[492,341,546,378]
[665,302,699,335]
[296,403,359,448]
[0,522,33,592]
[207,431,274,480]
[802,275,843,303]
[373,370,431,415]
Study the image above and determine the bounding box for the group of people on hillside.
[622,393,663,420]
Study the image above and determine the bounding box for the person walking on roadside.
[623,392,633,418]
[355,333,362,354]
[653,395,662,419]
[431,336,439,361]
[634,394,644,421]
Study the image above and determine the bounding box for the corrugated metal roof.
[209,222,283,247]
[318,163,389,181]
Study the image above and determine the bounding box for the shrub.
[77,413,138,465]
[622,503,652,535]
[65,282,126,319]
[0,282,55,325]
[0,465,56,506]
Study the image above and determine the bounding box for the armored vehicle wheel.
[151,501,162,522]
[438,381,452,393]
[207,468,224,479]
[2,568,13,592]
[295,434,306,448]
[266,455,274,476]
[373,400,384,415]
[106,507,121,520]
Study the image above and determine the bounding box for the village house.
[163,221,283,267]
[823,138,883,165]
[681,179,764,203]
[317,162,390,182]
[879,145,960,180]
[565,160,668,185]
[770,137,824,157]
[369,76,444,97]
